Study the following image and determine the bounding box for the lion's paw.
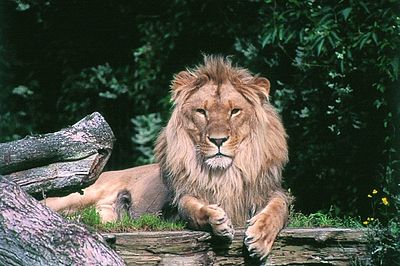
[201,204,234,241]
[244,212,281,261]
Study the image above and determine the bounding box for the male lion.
[45,56,290,259]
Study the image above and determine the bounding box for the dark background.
[1,0,399,221]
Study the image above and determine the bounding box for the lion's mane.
[155,56,288,225]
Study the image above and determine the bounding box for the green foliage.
[230,0,400,224]
[288,207,362,228]
[61,64,138,115]
[0,81,39,142]
[65,207,185,232]
[131,113,163,164]
[368,219,400,266]
[364,165,400,265]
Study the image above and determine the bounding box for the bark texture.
[104,228,371,265]
[0,176,125,266]
[0,112,115,197]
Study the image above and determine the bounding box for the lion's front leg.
[244,192,289,260]
[178,195,235,241]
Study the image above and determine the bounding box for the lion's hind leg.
[44,191,127,223]
[43,182,104,217]
[43,190,94,215]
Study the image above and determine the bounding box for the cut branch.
[0,112,115,197]
[0,112,115,175]
[7,153,104,198]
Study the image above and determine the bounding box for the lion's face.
[182,82,253,169]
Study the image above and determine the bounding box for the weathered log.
[7,153,104,198]
[0,176,125,266]
[0,112,114,175]
[0,112,115,197]
[103,228,371,265]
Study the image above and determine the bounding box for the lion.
[44,55,290,260]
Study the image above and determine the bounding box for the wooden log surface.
[0,112,115,197]
[104,228,371,265]
[0,112,114,175]
[0,176,125,266]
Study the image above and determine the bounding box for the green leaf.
[375,83,386,93]
[359,2,370,14]
[16,2,30,11]
[98,91,118,99]
[285,31,295,44]
[278,27,284,41]
[271,28,277,43]
[327,36,335,48]
[341,7,352,20]
[372,32,378,45]
[12,86,34,98]
[331,32,341,42]
[390,57,399,79]
[261,33,271,48]
[317,39,325,56]
[359,33,371,49]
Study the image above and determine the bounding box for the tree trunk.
[0,112,115,198]
[0,176,125,266]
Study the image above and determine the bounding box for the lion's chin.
[205,155,233,169]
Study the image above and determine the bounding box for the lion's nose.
[208,136,229,148]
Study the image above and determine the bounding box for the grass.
[288,211,363,228]
[65,206,363,232]
[64,206,186,232]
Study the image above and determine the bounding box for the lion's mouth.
[205,153,232,169]
[205,151,229,159]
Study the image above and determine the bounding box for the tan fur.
[43,164,169,222]
[44,55,290,259]
[155,56,288,224]
[155,55,290,258]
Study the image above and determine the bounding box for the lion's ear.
[253,77,270,102]
[171,71,195,101]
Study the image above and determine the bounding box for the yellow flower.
[367,194,372,198]
[382,197,389,206]
[363,220,369,225]
[372,189,378,194]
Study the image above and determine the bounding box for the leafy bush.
[234,0,399,219]
[131,113,163,164]
[368,219,400,266]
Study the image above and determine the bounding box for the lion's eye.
[196,108,207,116]
[231,108,241,116]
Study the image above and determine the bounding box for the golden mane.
[155,56,288,225]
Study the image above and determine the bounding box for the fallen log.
[0,112,115,197]
[0,176,125,266]
[103,228,371,265]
